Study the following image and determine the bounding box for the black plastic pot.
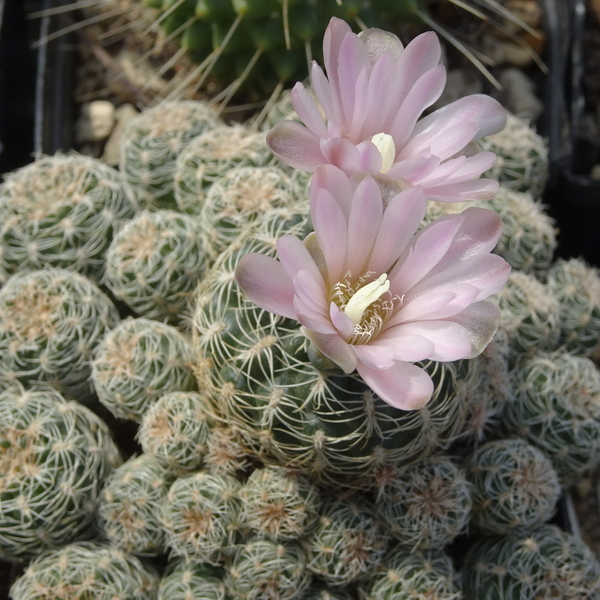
[542,0,600,267]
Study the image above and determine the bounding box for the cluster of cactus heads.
[5,14,600,598]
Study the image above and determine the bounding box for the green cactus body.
[240,466,320,541]
[193,204,470,487]
[480,113,549,198]
[104,210,207,322]
[173,124,273,215]
[465,438,560,536]
[305,493,388,586]
[227,538,310,600]
[159,560,227,600]
[0,268,119,401]
[375,456,472,550]
[92,317,197,422]
[455,329,512,444]
[197,165,301,260]
[0,385,121,561]
[138,391,215,474]
[97,454,172,556]
[463,524,600,600]
[162,470,242,563]
[0,153,137,283]
[10,541,160,600]
[547,258,600,357]
[503,351,600,483]
[366,548,462,600]
[491,271,561,362]
[120,101,219,210]
[298,585,354,600]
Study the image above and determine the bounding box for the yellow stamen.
[343,273,390,325]
[371,133,396,174]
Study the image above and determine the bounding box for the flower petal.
[424,179,499,202]
[385,320,473,361]
[291,82,328,138]
[363,332,435,363]
[445,300,501,357]
[311,164,354,220]
[356,360,434,410]
[358,27,403,65]
[418,152,497,188]
[320,137,363,176]
[235,253,296,320]
[346,175,383,276]
[367,186,427,275]
[277,235,325,293]
[330,302,355,339]
[302,327,357,374]
[393,285,479,323]
[267,120,325,171]
[353,344,396,369]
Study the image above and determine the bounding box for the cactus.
[504,350,600,483]
[173,124,273,214]
[490,271,561,362]
[204,425,253,476]
[465,438,561,536]
[305,493,388,586]
[193,204,471,487]
[162,470,242,563]
[0,153,137,283]
[159,560,227,600]
[120,100,219,210]
[240,465,320,541]
[97,453,172,556]
[299,585,354,600]
[547,257,600,357]
[196,165,301,260]
[463,524,600,600]
[366,548,462,600]
[137,391,215,474]
[375,456,472,551]
[0,384,121,561]
[0,268,119,401]
[92,317,197,422]
[104,210,207,323]
[455,329,512,444]
[226,538,310,600]
[479,112,549,198]
[10,541,160,600]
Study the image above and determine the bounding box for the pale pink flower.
[267,17,507,203]
[235,166,510,410]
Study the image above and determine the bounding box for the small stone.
[76,101,116,144]
[497,68,544,122]
[102,104,139,166]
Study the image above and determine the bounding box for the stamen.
[371,133,396,174]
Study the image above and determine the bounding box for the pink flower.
[235,166,511,410]
[267,17,507,203]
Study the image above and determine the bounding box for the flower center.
[332,272,397,345]
[371,133,396,174]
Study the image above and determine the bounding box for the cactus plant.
[490,270,561,362]
[162,470,242,563]
[10,541,160,600]
[173,124,273,214]
[137,391,215,474]
[0,268,119,401]
[203,425,253,476]
[0,153,137,283]
[159,560,227,600]
[240,465,320,541]
[465,438,561,536]
[196,165,301,260]
[299,585,354,600]
[366,548,462,600]
[504,350,600,482]
[547,257,600,357]
[97,453,172,556]
[463,524,600,600]
[479,112,549,198]
[0,384,121,561]
[92,317,197,422]
[305,493,388,586]
[104,209,207,323]
[120,100,219,210]
[227,537,311,600]
[375,455,472,550]
[193,204,472,487]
